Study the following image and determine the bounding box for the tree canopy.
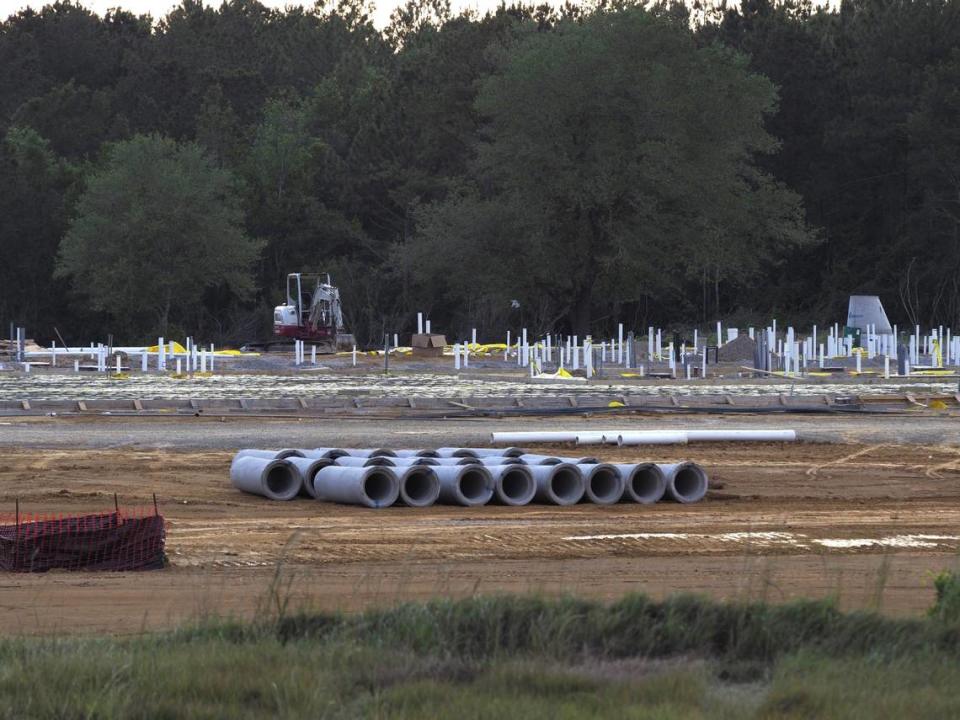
[56,134,260,335]
[1,0,959,343]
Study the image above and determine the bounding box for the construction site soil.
[2,421,959,635]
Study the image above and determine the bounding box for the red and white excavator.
[273,273,355,353]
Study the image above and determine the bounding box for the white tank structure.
[285,456,333,499]
[230,456,300,501]
[847,294,893,334]
[658,462,709,504]
[434,465,494,506]
[578,463,625,505]
[312,466,399,508]
[396,466,440,508]
[486,464,537,506]
[530,463,585,505]
[612,463,667,504]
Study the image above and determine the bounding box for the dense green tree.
[414,7,812,335]
[56,134,261,335]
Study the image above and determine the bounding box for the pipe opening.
[266,465,296,495]
[673,466,708,501]
[589,468,620,501]
[459,469,488,500]
[551,468,581,501]
[364,471,396,503]
[632,467,662,501]
[403,470,435,503]
[500,469,533,501]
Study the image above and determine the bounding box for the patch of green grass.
[1,593,959,718]
[930,570,960,625]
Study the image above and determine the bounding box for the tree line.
[1,0,958,345]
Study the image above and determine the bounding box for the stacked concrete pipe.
[487,464,537,505]
[397,466,440,507]
[434,465,494,506]
[658,462,709,503]
[335,456,395,468]
[301,448,350,460]
[231,456,301,500]
[613,463,667,504]
[313,466,399,508]
[530,463,585,505]
[235,448,305,460]
[579,463,624,505]
[286,456,333,498]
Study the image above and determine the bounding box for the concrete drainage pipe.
[487,464,536,506]
[387,457,439,467]
[230,457,300,501]
[345,448,397,458]
[335,456,394,468]
[397,466,440,507]
[579,463,624,505]
[459,447,527,458]
[614,463,666,504]
[301,448,350,460]
[286,457,333,499]
[518,454,564,466]
[477,456,524,467]
[560,456,599,465]
[235,448,305,460]
[434,465,494,506]
[530,463,585,505]
[434,447,481,459]
[393,449,441,458]
[658,462,709,504]
[432,457,475,466]
[313,466,399,508]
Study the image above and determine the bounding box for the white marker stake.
[176,358,182,374]
[200,351,206,373]
[464,342,469,368]
[454,343,461,370]
[471,328,477,345]
[505,331,511,362]
[425,320,431,334]
[209,345,215,373]
[884,356,890,378]
[311,345,316,364]
[617,323,624,364]
[352,345,357,367]
[74,360,79,373]
[417,312,423,335]
[158,337,164,370]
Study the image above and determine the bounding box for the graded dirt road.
[2,432,959,634]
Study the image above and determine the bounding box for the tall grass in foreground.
[1,579,960,719]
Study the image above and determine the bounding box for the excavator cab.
[274,272,353,352]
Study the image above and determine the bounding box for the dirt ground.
[1,438,959,634]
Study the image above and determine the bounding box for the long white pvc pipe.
[683,430,797,442]
[616,432,689,447]
[494,430,796,446]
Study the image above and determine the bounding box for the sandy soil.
[1,440,959,634]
